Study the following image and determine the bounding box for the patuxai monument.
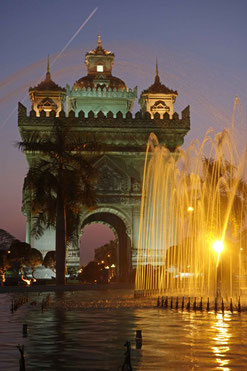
[18,35,190,281]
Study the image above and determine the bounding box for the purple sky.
[1,0,247,264]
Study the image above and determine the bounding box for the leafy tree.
[18,122,97,285]
[94,239,117,267]
[24,248,43,276]
[43,251,56,272]
[8,240,43,278]
[8,240,32,274]
[0,250,11,286]
[67,266,78,278]
[78,261,107,283]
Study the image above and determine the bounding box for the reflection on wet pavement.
[1,290,247,370]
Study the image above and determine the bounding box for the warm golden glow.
[211,313,231,371]
[1,274,6,283]
[213,240,224,255]
[212,240,224,268]
[135,123,246,297]
[21,275,31,286]
[97,65,104,72]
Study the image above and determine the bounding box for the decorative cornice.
[66,85,137,98]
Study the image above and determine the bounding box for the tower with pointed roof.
[29,57,66,117]
[66,34,137,116]
[139,61,177,118]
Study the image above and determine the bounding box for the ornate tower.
[66,34,137,116]
[29,58,66,117]
[18,37,190,281]
[139,61,177,118]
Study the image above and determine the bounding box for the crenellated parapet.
[18,102,189,123]
[18,102,190,151]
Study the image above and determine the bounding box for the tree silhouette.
[18,122,98,285]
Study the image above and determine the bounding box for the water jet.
[135,112,247,304]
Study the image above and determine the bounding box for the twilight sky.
[0,0,247,264]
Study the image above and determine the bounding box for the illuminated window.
[97,65,104,72]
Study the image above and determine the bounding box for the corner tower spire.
[139,59,178,118]
[155,58,160,84]
[29,56,65,117]
[46,55,51,80]
[47,55,50,72]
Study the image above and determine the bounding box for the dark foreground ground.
[0,282,134,294]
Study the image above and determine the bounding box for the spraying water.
[135,98,247,299]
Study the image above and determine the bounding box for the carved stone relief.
[94,156,130,194]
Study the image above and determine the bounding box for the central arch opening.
[80,224,115,267]
[81,212,132,282]
[79,222,119,283]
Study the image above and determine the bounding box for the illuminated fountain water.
[135,101,247,300]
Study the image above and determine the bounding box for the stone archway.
[81,212,132,282]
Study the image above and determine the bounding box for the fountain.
[135,99,247,302]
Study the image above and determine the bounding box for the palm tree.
[18,121,97,285]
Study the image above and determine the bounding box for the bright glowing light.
[187,206,194,212]
[105,266,110,269]
[213,240,224,254]
[180,272,192,278]
[111,264,116,268]
[97,65,104,72]
[21,276,31,286]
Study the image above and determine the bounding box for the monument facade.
[18,35,190,281]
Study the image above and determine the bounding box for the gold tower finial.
[98,32,102,47]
